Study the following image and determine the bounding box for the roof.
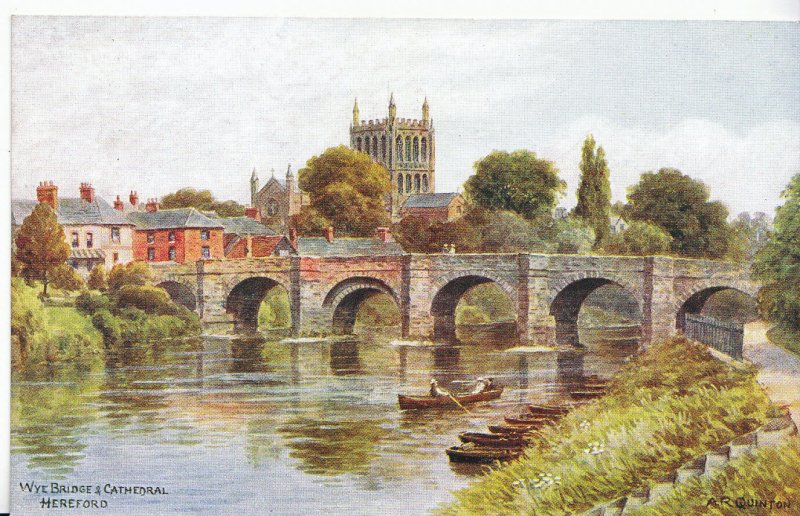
[224,234,289,256]
[127,208,224,230]
[203,213,276,236]
[297,237,405,257]
[70,249,106,259]
[12,197,132,226]
[401,193,461,209]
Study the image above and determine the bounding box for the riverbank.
[438,336,775,515]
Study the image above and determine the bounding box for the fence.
[684,313,744,360]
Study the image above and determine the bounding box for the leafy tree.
[50,264,85,291]
[550,217,595,254]
[602,221,672,256]
[728,212,772,261]
[752,174,800,329]
[465,150,566,219]
[625,168,733,258]
[107,262,151,292]
[88,265,108,291]
[292,206,332,236]
[14,203,71,296]
[298,145,390,236]
[573,135,612,245]
[160,188,245,217]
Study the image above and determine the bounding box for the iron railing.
[684,313,744,360]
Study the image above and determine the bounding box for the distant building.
[399,192,465,222]
[611,215,628,233]
[250,165,310,230]
[553,207,568,220]
[203,212,297,258]
[128,205,224,263]
[12,182,135,273]
[296,227,404,257]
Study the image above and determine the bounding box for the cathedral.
[350,94,436,219]
[250,165,309,230]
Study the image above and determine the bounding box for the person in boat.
[485,377,496,390]
[471,377,489,394]
[430,379,450,398]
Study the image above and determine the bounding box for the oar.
[445,391,472,415]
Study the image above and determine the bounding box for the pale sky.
[10,17,800,216]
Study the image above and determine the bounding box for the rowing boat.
[397,387,503,410]
[445,445,523,463]
[504,413,559,425]
[458,432,532,448]
[527,404,571,416]
[488,423,544,434]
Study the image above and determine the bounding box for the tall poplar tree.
[574,135,612,245]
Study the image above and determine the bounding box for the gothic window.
[381,136,387,160]
[405,174,412,193]
[266,198,279,216]
[396,136,402,161]
[397,175,403,194]
[356,137,361,152]
[372,136,378,157]
[414,174,420,192]
[413,137,419,161]
[421,137,427,161]
[405,136,411,161]
[422,174,429,192]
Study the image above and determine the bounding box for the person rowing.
[429,379,450,398]
[471,377,489,394]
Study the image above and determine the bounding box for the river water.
[11,325,639,515]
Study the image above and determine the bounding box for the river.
[11,325,639,515]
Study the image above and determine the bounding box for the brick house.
[203,211,297,258]
[128,205,224,263]
[399,192,466,222]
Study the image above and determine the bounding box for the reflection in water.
[12,324,640,514]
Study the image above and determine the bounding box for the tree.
[573,135,612,245]
[298,145,390,236]
[602,221,672,256]
[160,188,245,217]
[728,212,773,261]
[752,174,800,329]
[107,262,151,292]
[14,203,71,296]
[625,168,733,258]
[465,150,566,219]
[50,264,85,291]
[87,265,108,291]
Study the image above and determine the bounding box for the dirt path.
[744,321,800,427]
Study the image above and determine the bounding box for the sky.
[10,17,800,217]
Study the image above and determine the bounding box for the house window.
[111,226,120,243]
[86,232,93,249]
[147,248,155,261]
[147,232,155,244]
[278,249,289,257]
[201,246,210,259]
[113,252,119,263]
[168,247,176,261]
[71,232,79,248]
[168,231,176,242]
[266,198,279,217]
[200,230,209,241]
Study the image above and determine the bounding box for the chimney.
[79,182,95,203]
[145,198,159,212]
[376,227,392,242]
[324,226,334,243]
[289,227,298,249]
[36,181,58,210]
[129,191,139,206]
[245,207,261,221]
[113,195,124,211]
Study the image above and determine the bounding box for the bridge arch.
[430,274,517,340]
[549,277,642,346]
[323,277,400,335]
[675,282,758,330]
[155,280,197,311]
[226,277,291,331]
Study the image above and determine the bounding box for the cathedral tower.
[348,94,436,220]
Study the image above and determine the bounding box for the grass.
[630,436,800,515]
[438,336,774,515]
[766,325,800,358]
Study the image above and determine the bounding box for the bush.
[50,264,85,292]
[258,288,292,329]
[91,309,122,345]
[114,285,178,316]
[602,220,672,256]
[107,262,151,292]
[75,292,112,314]
[87,264,107,291]
[552,217,595,254]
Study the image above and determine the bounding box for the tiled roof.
[297,237,405,257]
[127,208,224,230]
[11,197,132,226]
[70,249,106,259]
[402,193,461,209]
[203,213,276,236]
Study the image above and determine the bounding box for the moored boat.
[488,423,543,434]
[458,432,531,448]
[397,387,503,410]
[445,445,523,463]
[503,413,559,425]
[527,404,571,416]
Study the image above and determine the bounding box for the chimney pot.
[324,226,334,243]
[145,198,159,212]
[129,191,139,206]
[79,182,95,203]
[289,227,298,249]
[245,207,261,221]
[114,195,124,211]
[376,226,392,243]
[36,181,59,210]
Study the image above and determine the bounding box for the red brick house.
[399,193,466,222]
[128,205,224,263]
[202,212,296,258]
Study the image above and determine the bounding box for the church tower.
[250,168,259,207]
[348,94,436,220]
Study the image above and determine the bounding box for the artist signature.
[707,497,792,510]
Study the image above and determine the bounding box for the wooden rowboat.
[397,387,503,410]
[527,404,571,416]
[570,390,605,400]
[446,445,523,463]
[504,413,559,425]
[458,432,531,448]
[488,423,543,434]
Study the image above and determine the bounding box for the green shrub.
[107,262,151,292]
[91,309,122,345]
[114,285,178,316]
[602,221,673,256]
[50,264,85,291]
[87,264,107,291]
[75,292,112,314]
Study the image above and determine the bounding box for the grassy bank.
[766,325,800,358]
[439,337,774,515]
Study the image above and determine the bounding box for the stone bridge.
[149,254,757,346]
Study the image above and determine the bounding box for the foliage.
[292,206,332,237]
[547,217,596,254]
[14,203,71,296]
[160,187,245,217]
[258,287,292,330]
[455,283,515,325]
[87,264,107,291]
[625,168,733,258]
[114,285,181,315]
[574,135,612,245]
[354,294,401,328]
[752,174,800,329]
[75,292,113,314]
[439,337,772,515]
[700,289,759,325]
[727,211,772,262]
[298,145,390,236]
[766,325,800,358]
[107,262,151,292]
[602,220,673,256]
[465,150,566,219]
[49,264,85,291]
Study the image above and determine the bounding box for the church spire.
[286,163,294,179]
[422,96,429,124]
[352,98,360,127]
[250,167,259,207]
[388,92,396,121]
